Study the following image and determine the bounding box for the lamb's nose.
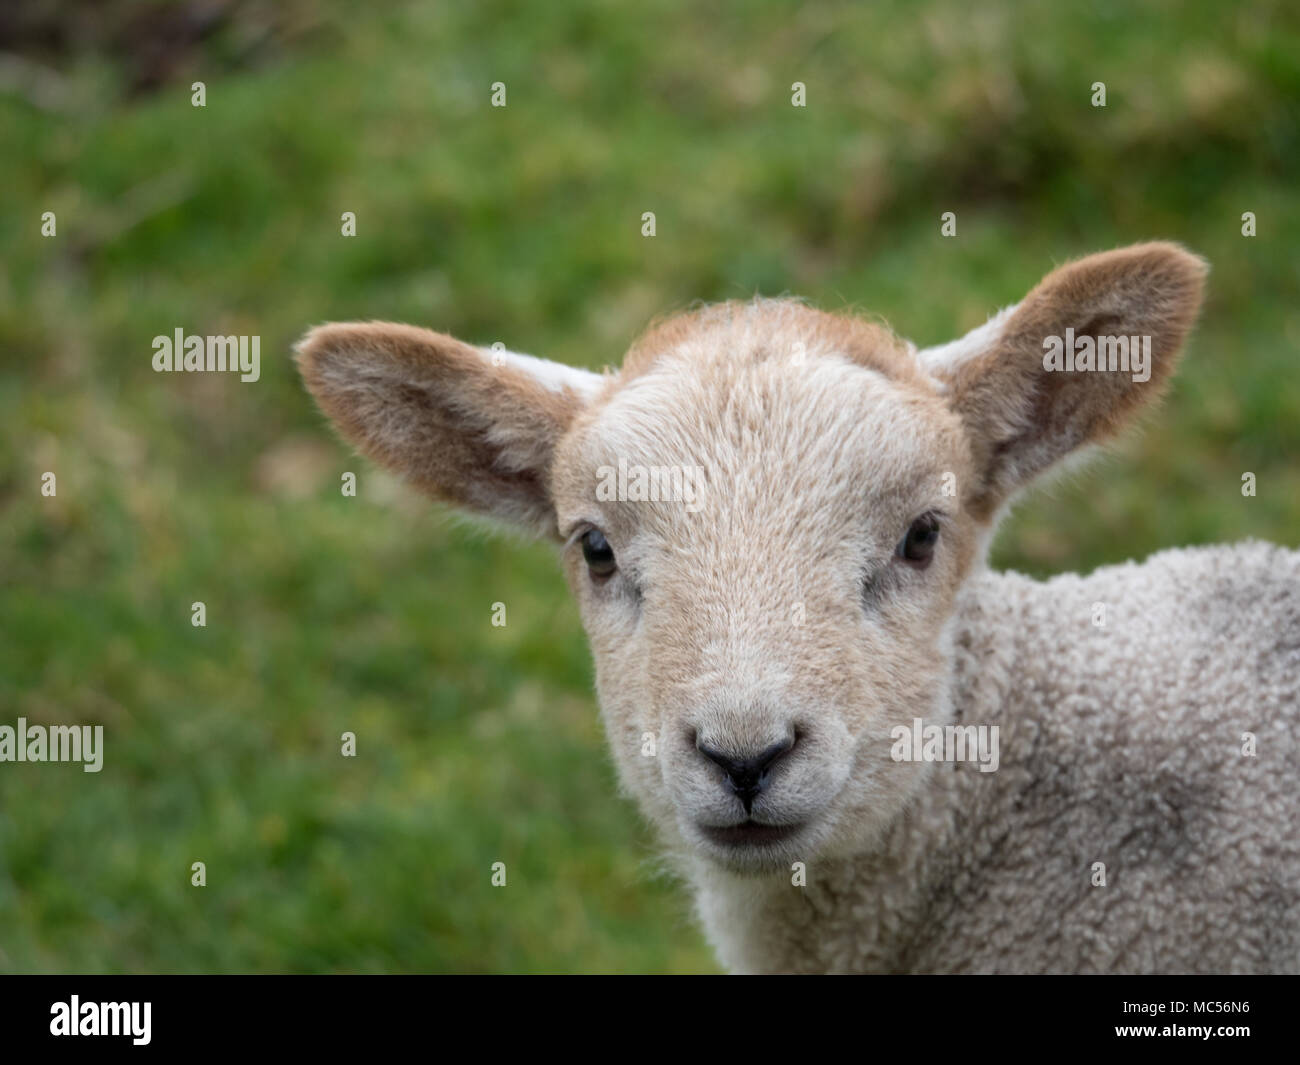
[697,735,797,812]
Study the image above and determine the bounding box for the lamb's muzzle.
[696,733,797,813]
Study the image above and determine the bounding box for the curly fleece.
[693,542,1300,972]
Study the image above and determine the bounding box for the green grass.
[1,0,1297,972]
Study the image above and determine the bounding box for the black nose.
[697,735,797,813]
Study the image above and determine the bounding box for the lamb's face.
[551,323,980,872]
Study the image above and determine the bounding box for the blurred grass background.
[0,0,1297,972]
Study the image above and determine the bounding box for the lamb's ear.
[295,322,604,537]
[921,242,1207,518]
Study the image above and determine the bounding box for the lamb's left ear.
[295,322,604,537]
[919,242,1208,518]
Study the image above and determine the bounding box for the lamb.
[295,242,1300,973]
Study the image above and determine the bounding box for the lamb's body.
[695,542,1300,973]
[297,241,1299,974]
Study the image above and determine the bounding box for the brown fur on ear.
[945,242,1208,518]
[295,322,595,537]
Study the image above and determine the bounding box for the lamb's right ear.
[920,242,1207,519]
[295,322,604,537]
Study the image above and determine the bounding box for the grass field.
[1,0,1297,972]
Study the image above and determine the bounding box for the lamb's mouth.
[699,820,804,847]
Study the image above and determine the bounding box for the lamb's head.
[296,242,1206,874]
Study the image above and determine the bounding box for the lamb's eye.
[581,528,617,579]
[897,514,940,566]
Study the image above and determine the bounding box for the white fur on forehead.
[572,345,961,538]
[916,304,1019,382]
